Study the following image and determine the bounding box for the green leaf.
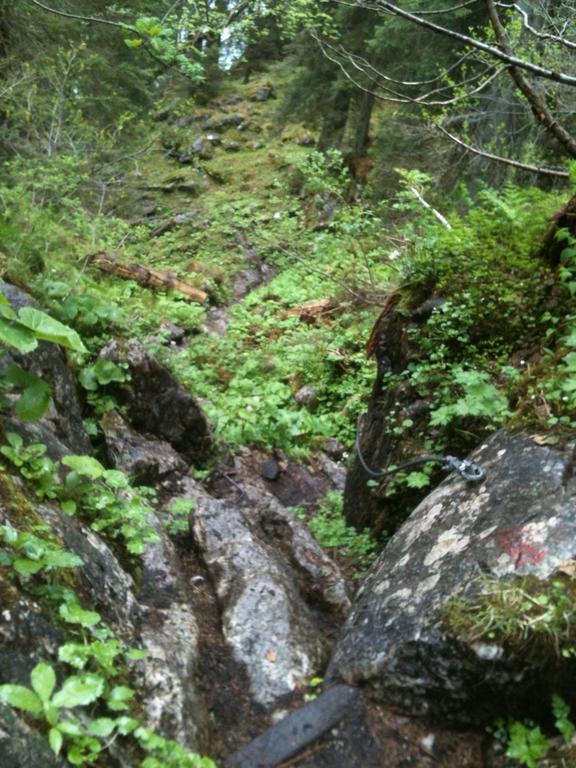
[13,558,44,575]
[2,364,52,421]
[31,663,56,703]
[115,716,139,735]
[61,455,105,479]
[52,674,104,709]
[58,643,88,670]
[15,380,52,422]
[0,317,37,353]
[0,684,43,715]
[43,549,83,569]
[107,685,134,711]
[59,602,101,628]
[61,500,77,516]
[125,648,148,661]
[48,727,63,756]
[88,717,116,737]
[17,307,86,353]
[406,471,431,489]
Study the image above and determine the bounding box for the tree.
[312,0,576,178]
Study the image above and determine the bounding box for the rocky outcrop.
[101,410,187,483]
[101,339,214,465]
[0,281,91,458]
[329,430,576,722]
[178,474,350,709]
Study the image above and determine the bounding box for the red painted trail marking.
[496,526,546,568]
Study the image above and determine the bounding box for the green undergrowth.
[292,491,377,576]
[445,573,576,664]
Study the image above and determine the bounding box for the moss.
[444,573,576,668]
[0,469,46,532]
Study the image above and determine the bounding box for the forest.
[0,1,575,767]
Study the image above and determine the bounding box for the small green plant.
[0,523,83,576]
[60,455,159,555]
[506,721,550,768]
[165,498,196,536]
[1,435,159,556]
[306,491,377,574]
[0,294,86,421]
[0,661,216,766]
[445,575,576,662]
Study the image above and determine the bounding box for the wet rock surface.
[101,409,187,483]
[101,338,214,464]
[0,281,91,458]
[179,473,349,708]
[330,430,576,722]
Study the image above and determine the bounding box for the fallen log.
[285,298,339,323]
[90,253,208,303]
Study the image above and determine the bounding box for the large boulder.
[179,475,350,709]
[101,339,213,465]
[328,430,576,723]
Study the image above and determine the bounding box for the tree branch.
[505,2,576,51]
[485,0,576,157]
[346,0,576,86]
[436,123,570,178]
[27,0,132,30]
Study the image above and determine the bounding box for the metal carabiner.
[444,456,486,483]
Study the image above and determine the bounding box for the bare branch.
[406,186,452,228]
[486,0,576,157]
[505,2,576,51]
[343,0,576,86]
[436,124,569,178]
[27,0,132,30]
[312,30,506,107]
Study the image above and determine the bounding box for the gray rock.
[137,519,209,749]
[100,339,213,465]
[261,458,281,481]
[220,96,245,107]
[181,476,348,708]
[158,322,187,343]
[322,438,346,461]
[203,308,229,337]
[0,702,66,768]
[225,141,242,152]
[296,132,315,146]
[251,86,275,102]
[0,281,91,458]
[329,430,576,722]
[205,114,244,131]
[101,410,188,483]
[295,386,318,409]
[190,137,213,160]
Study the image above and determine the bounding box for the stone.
[221,95,245,107]
[0,702,66,768]
[225,141,242,152]
[251,85,275,102]
[261,458,280,481]
[205,114,244,131]
[296,132,315,146]
[189,137,214,160]
[158,322,187,343]
[322,438,346,461]
[329,430,576,723]
[100,339,214,465]
[295,386,318,409]
[179,475,349,708]
[101,410,188,483]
